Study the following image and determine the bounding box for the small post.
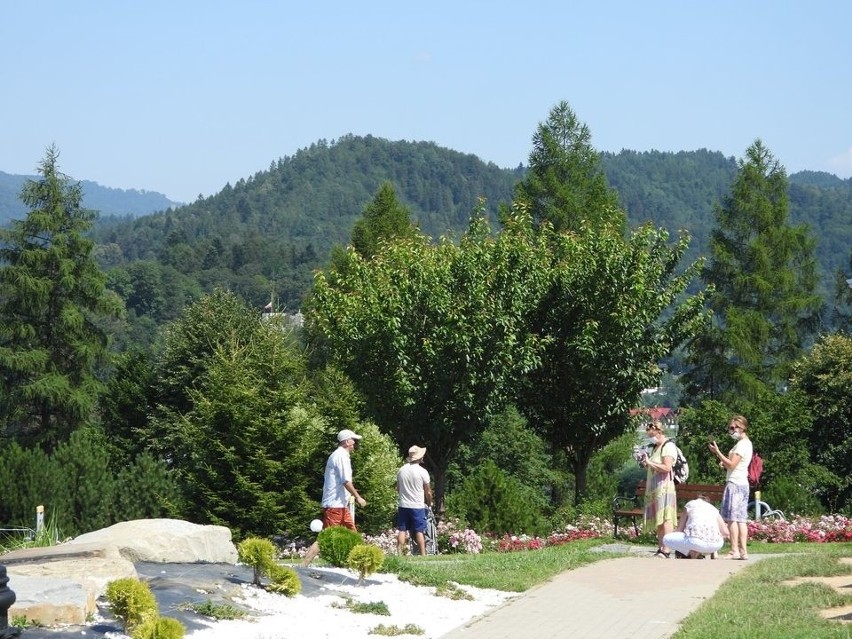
[36,504,45,536]
[0,565,21,638]
[755,490,762,520]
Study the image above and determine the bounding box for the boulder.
[67,518,238,564]
[3,543,136,625]
[0,518,237,628]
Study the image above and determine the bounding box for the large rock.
[0,519,237,627]
[67,518,238,564]
[3,543,137,625]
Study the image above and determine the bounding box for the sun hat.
[338,429,362,441]
[407,445,426,462]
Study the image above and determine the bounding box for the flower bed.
[748,514,852,543]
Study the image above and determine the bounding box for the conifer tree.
[0,146,122,450]
[684,140,821,403]
[515,100,624,233]
[350,181,419,259]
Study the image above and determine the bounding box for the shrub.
[105,577,158,631]
[347,544,385,583]
[448,460,544,535]
[237,537,277,585]
[317,525,363,567]
[266,564,301,596]
[131,615,186,639]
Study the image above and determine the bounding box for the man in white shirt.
[302,429,367,566]
[396,445,433,556]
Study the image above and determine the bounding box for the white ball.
[310,519,324,533]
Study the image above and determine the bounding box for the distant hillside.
[81,136,851,350]
[0,170,181,226]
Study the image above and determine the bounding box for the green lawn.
[381,540,852,637]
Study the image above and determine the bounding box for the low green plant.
[348,544,385,583]
[266,563,301,596]
[369,623,425,636]
[434,583,473,601]
[105,577,159,631]
[177,599,245,620]
[333,598,391,615]
[131,615,186,639]
[317,525,363,567]
[237,537,277,585]
[11,614,42,628]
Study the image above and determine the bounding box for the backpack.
[663,439,689,484]
[748,451,764,488]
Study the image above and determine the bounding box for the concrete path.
[439,550,764,639]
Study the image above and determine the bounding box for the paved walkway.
[440,548,764,639]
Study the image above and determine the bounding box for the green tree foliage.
[100,349,157,467]
[517,223,708,503]
[515,101,624,233]
[446,406,559,514]
[790,333,852,511]
[0,428,177,536]
[447,460,543,535]
[350,182,420,259]
[306,206,551,513]
[0,146,122,449]
[677,395,838,516]
[154,288,264,416]
[85,138,849,355]
[160,326,323,539]
[684,140,822,403]
[144,289,397,537]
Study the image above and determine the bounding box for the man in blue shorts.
[396,445,432,556]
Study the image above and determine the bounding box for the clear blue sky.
[3,1,850,204]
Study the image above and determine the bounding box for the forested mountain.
[92,135,521,335]
[0,170,180,225]
[81,136,851,349]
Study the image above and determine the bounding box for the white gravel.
[181,567,514,639]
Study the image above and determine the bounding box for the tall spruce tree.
[515,100,624,233]
[684,140,821,403]
[0,146,121,450]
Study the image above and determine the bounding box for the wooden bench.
[612,481,725,537]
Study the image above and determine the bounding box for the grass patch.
[674,543,852,639]
[368,623,424,636]
[332,598,391,615]
[382,538,611,592]
[177,599,246,621]
[435,583,474,600]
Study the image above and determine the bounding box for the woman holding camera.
[641,421,678,558]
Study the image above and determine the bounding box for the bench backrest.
[634,481,724,505]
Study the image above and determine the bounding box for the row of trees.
[1,103,850,540]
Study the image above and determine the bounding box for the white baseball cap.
[337,429,362,441]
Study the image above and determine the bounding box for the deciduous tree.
[517,223,707,503]
[307,206,551,512]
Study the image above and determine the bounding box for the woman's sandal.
[653,548,671,559]
[738,553,749,560]
[728,551,741,560]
